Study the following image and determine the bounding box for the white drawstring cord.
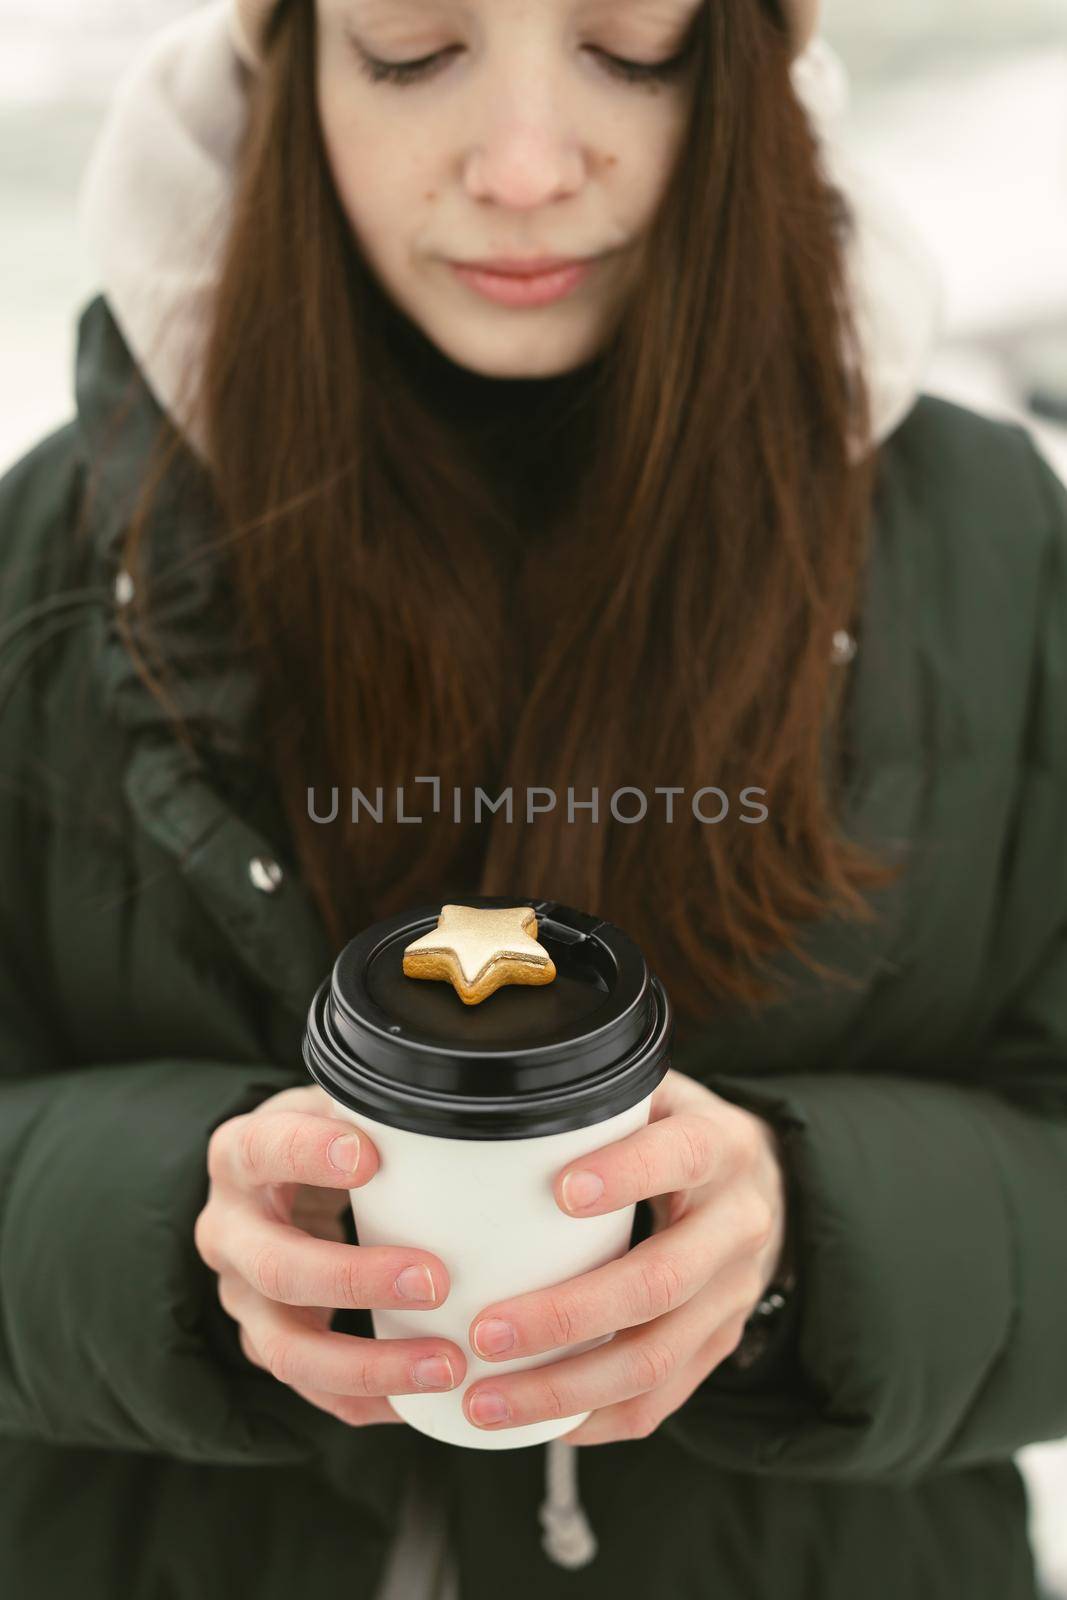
[538,1438,599,1568]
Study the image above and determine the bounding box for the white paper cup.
[303,896,672,1451]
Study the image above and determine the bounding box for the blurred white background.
[1,0,1066,476]
[1,1,1066,1592]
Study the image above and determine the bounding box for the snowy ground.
[2,5,1066,1591]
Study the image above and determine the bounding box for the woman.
[0,1,1065,1597]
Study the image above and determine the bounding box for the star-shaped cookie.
[402,904,557,1005]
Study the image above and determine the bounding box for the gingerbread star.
[402,904,557,1005]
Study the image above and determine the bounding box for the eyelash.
[353,43,692,89]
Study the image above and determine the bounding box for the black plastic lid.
[302,895,673,1138]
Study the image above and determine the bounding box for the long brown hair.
[113,0,899,1043]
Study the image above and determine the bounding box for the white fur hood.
[77,0,943,466]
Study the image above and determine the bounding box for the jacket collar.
[75,291,259,764]
[75,292,333,1044]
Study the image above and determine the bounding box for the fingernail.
[413,1356,455,1389]
[328,1134,361,1172]
[561,1170,604,1212]
[473,1318,515,1357]
[470,1390,510,1425]
[395,1265,437,1303]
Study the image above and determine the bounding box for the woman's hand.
[462,1068,788,1445]
[193,1083,467,1427]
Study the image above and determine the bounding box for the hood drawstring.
[539,1438,598,1569]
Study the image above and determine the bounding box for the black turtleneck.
[379,290,604,541]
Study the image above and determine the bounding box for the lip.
[450,255,598,308]
[457,256,591,277]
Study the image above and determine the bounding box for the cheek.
[333,179,404,276]
[604,99,690,218]
[318,107,412,259]
[608,145,675,230]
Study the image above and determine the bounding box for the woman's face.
[316,0,700,378]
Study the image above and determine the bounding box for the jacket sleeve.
[0,928,335,1463]
[0,431,341,1467]
[662,436,1067,1486]
[0,880,351,1468]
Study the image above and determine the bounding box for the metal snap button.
[831,628,857,666]
[248,856,284,893]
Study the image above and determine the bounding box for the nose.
[463,93,586,210]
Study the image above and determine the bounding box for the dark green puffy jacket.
[1,294,1066,1600]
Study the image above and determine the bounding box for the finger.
[210,1109,380,1194]
[239,1320,269,1369]
[559,1310,749,1446]
[648,1067,711,1122]
[207,1202,451,1311]
[236,1300,330,1370]
[221,1274,467,1399]
[463,1272,751,1433]
[469,1190,769,1360]
[259,1084,340,1118]
[238,1323,406,1427]
[554,1105,757,1218]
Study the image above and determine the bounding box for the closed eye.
[591,46,694,85]
[353,42,694,88]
